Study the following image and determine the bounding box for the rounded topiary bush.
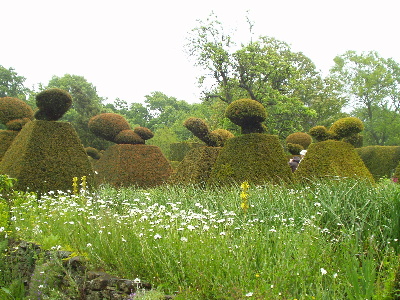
[329,117,364,139]
[308,126,333,142]
[0,97,34,125]
[115,130,145,144]
[5,118,32,131]
[88,113,131,142]
[286,132,312,149]
[287,143,304,155]
[35,88,72,121]
[134,127,154,140]
[183,117,230,147]
[225,99,267,134]
[211,129,234,146]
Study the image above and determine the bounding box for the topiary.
[308,126,332,142]
[85,147,101,160]
[134,127,154,141]
[225,99,267,134]
[34,88,72,121]
[286,132,312,149]
[115,130,145,144]
[329,117,364,140]
[5,118,32,131]
[88,113,131,142]
[0,97,34,126]
[183,117,233,147]
[286,143,304,155]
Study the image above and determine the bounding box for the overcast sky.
[2,0,400,104]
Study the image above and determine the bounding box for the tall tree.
[330,51,400,145]
[0,65,30,100]
[186,14,344,138]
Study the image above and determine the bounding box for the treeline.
[1,14,400,156]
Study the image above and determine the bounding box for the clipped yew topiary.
[85,147,101,160]
[89,113,172,188]
[330,117,364,139]
[356,146,400,181]
[294,140,374,183]
[0,120,94,193]
[308,126,332,142]
[286,132,312,149]
[169,142,205,161]
[208,133,293,185]
[225,99,267,134]
[286,143,304,155]
[35,88,72,121]
[88,113,131,142]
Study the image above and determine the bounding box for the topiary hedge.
[88,113,131,142]
[0,120,94,193]
[169,146,222,186]
[0,130,19,162]
[286,132,312,150]
[94,144,173,188]
[225,99,267,134]
[169,142,204,161]
[0,97,34,125]
[356,146,400,181]
[294,140,374,183]
[34,88,72,121]
[208,133,293,186]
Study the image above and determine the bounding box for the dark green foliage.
[94,144,173,188]
[88,113,131,142]
[330,117,364,139]
[294,140,374,183]
[183,117,233,147]
[0,97,34,125]
[5,118,31,131]
[393,161,400,182]
[286,132,312,149]
[169,146,222,185]
[208,133,293,185]
[35,88,72,121]
[0,130,18,161]
[85,147,101,160]
[169,142,204,161]
[356,146,400,181]
[0,120,94,193]
[287,142,304,155]
[134,127,154,140]
[309,126,332,142]
[225,99,267,134]
[343,133,363,148]
[115,130,144,144]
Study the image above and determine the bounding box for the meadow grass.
[2,179,400,299]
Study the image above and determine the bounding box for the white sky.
[2,0,400,104]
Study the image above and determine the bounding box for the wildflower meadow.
[1,177,400,299]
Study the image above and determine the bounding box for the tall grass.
[3,179,400,299]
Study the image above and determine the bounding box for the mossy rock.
[294,140,374,183]
[356,146,400,181]
[0,130,19,162]
[0,120,94,193]
[169,146,222,185]
[94,144,173,188]
[208,133,293,186]
[169,142,204,161]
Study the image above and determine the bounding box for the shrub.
[329,117,364,139]
[309,126,332,142]
[0,97,34,125]
[286,132,312,149]
[0,120,94,193]
[115,130,144,144]
[85,147,101,160]
[294,140,374,183]
[35,88,72,121]
[208,133,293,185]
[94,144,172,188]
[0,131,19,161]
[287,143,304,155]
[225,99,267,134]
[88,113,131,142]
[134,127,154,140]
[169,142,204,161]
[356,146,400,181]
[5,118,31,131]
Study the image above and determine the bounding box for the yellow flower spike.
[240,181,250,214]
[72,177,78,195]
[80,176,87,193]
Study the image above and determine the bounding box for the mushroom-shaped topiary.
[308,126,332,142]
[329,117,364,139]
[286,132,312,149]
[183,117,232,147]
[225,99,267,134]
[35,88,72,121]
[88,113,131,142]
[286,143,304,155]
[115,130,145,144]
[0,97,34,128]
[134,127,154,141]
